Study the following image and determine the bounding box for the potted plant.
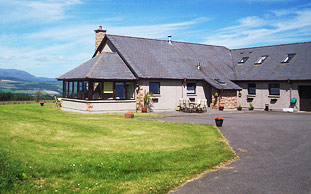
[215,116,224,127]
[141,91,154,113]
[219,105,224,111]
[249,103,254,111]
[237,103,242,111]
[40,101,44,106]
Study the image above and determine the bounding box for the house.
[57,26,311,112]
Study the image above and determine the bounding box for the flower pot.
[237,107,242,111]
[219,106,224,111]
[249,107,254,111]
[141,107,147,113]
[40,102,44,106]
[215,119,223,127]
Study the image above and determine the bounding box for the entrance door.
[299,86,311,111]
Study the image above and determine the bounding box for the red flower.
[215,117,223,120]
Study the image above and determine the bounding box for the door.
[299,86,311,111]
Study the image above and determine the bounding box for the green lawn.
[0,104,235,193]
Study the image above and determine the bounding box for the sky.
[0,0,310,78]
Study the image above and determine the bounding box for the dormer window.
[255,55,268,65]
[239,57,249,64]
[215,79,226,85]
[281,53,295,63]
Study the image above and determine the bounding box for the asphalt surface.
[143,110,311,194]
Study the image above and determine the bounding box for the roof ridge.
[107,34,229,50]
[86,53,105,78]
[231,41,311,51]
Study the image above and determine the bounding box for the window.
[255,55,268,65]
[239,57,249,63]
[83,81,88,99]
[187,83,196,94]
[149,82,160,94]
[93,82,102,99]
[214,79,226,85]
[125,82,135,99]
[115,82,125,99]
[63,81,67,97]
[68,81,73,97]
[248,84,256,95]
[103,82,113,99]
[78,82,83,99]
[269,84,280,95]
[281,53,295,63]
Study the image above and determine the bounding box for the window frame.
[248,83,256,95]
[281,53,295,63]
[149,82,160,94]
[255,55,268,65]
[269,84,280,96]
[239,57,249,64]
[187,83,196,94]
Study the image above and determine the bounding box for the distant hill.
[0,69,61,95]
[0,68,56,82]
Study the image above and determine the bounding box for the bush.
[0,149,26,190]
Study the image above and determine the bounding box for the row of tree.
[0,91,55,102]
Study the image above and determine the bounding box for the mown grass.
[0,104,235,193]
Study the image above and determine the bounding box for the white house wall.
[235,81,311,111]
[139,79,208,111]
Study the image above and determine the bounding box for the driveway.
[143,111,311,194]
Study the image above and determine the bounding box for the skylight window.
[281,53,295,63]
[239,57,249,63]
[215,79,226,85]
[255,55,268,65]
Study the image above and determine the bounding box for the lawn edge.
[168,126,240,193]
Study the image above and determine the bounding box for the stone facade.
[210,88,238,109]
[94,26,106,51]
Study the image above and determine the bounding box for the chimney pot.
[168,35,172,45]
[197,60,201,70]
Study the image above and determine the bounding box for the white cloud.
[203,8,311,48]
[0,17,206,77]
[0,0,82,23]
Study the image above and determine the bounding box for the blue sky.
[0,0,310,78]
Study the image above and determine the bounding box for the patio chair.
[185,99,192,112]
[196,99,203,113]
[201,99,207,111]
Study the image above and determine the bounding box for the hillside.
[0,69,61,95]
[0,68,56,82]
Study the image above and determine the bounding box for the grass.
[0,104,235,193]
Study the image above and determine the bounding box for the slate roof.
[57,52,136,80]
[58,33,310,90]
[231,42,311,81]
[108,35,241,89]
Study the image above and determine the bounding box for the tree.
[35,90,42,102]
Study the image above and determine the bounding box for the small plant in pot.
[141,91,154,113]
[215,116,224,127]
[237,103,242,111]
[219,105,224,111]
[249,103,254,111]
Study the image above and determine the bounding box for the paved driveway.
[144,111,311,194]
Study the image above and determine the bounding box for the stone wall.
[210,88,237,109]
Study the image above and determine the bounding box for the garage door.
[299,86,311,111]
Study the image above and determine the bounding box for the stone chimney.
[94,26,106,51]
